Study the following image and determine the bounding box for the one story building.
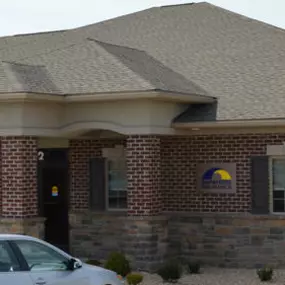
[0,1,285,270]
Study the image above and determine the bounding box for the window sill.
[271,212,285,215]
[88,210,128,217]
[107,208,127,212]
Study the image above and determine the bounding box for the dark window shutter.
[90,158,106,211]
[251,156,269,214]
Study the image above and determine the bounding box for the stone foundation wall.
[0,217,45,238]
[122,216,168,271]
[69,212,285,270]
[69,211,125,260]
[69,211,168,271]
[168,213,285,268]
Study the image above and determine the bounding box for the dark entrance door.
[37,148,69,253]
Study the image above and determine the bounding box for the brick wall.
[69,139,125,210]
[1,136,38,218]
[126,136,162,216]
[161,134,285,212]
[70,134,285,213]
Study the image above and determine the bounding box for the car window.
[14,240,69,272]
[0,241,20,272]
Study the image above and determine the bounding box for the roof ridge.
[88,39,158,90]
[205,2,285,34]
[160,2,198,8]
[0,29,67,40]
[7,42,80,63]
[72,7,157,31]
[92,37,209,97]
[87,38,147,54]
[12,29,68,38]
[2,60,45,67]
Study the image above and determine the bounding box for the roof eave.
[172,119,285,129]
[0,90,215,104]
[65,90,215,103]
[0,92,64,103]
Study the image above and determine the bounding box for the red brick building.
[0,2,285,270]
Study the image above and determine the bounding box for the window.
[103,146,127,210]
[0,242,20,272]
[107,155,127,209]
[271,158,285,213]
[14,240,68,272]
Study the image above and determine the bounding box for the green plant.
[257,266,273,282]
[187,261,201,274]
[126,273,144,285]
[157,261,182,283]
[104,252,131,277]
[85,259,102,266]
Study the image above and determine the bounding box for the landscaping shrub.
[257,266,273,282]
[187,261,201,274]
[126,273,144,285]
[85,259,102,266]
[157,261,182,283]
[104,252,131,277]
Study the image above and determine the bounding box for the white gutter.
[172,119,285,129]
[0,91,215,104]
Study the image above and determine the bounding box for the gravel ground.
[133,268,285,285]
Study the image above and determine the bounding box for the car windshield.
[14,240,69,271]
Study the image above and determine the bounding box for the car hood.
[81,263,112,273]
[80,263,122,284]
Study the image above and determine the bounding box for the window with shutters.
[271,158,285,213]
[103,145,127,210]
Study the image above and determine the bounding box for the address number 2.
[38,151,44,161]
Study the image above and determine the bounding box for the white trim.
[0,91,215,104]
[66,91,212,103]
[173,119,285,129]
[269,156,285,215]
[0,93,64,103]
[102,145,128,211]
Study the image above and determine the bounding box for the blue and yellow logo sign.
[202,167,232,189]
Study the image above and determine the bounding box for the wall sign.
[197,163,236,193]
[52,186,59,197]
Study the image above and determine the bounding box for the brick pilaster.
[1,136,38,218]
[126,135,162,216]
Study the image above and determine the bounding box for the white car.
[0,234,123,285]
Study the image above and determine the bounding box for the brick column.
[1,137,38,218]
[124,136,167,271]
[126,135,162,216]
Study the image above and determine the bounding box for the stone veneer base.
[0,217,45,239]
[69,211,285,271]
[168,212,285,268]
[69,211,168,271]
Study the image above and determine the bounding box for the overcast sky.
[0,0,284,37]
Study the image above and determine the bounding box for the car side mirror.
[67,258,82,271]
